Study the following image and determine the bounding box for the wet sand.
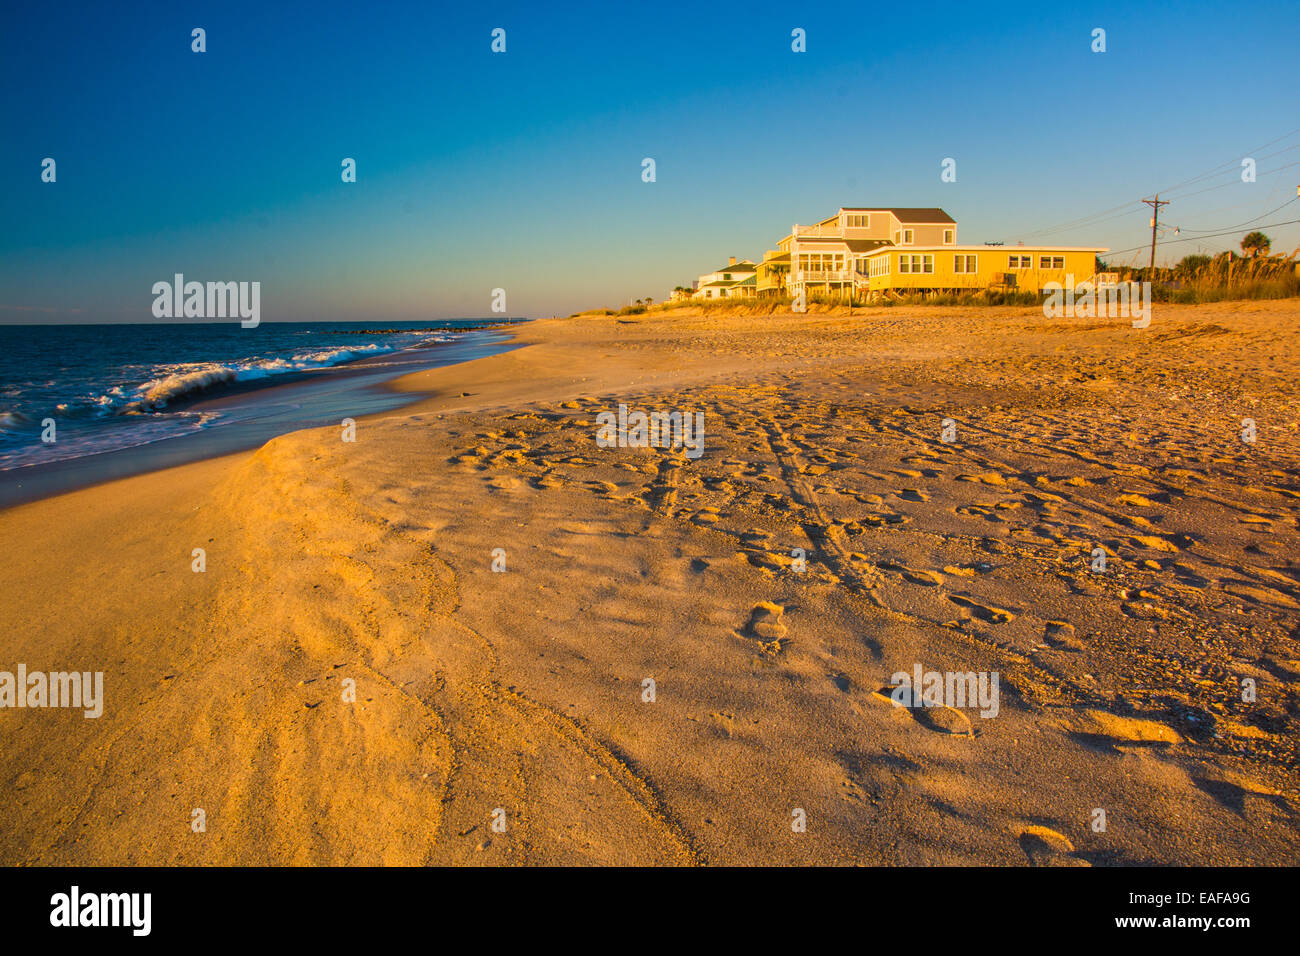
[0,328,517,508]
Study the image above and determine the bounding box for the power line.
[989,127,1300,244]
[1159,159,1300,202]
[1177,197,1298,234]
[1103,217,1300,258]
[1160,142,1300,199]
[1156,126,1300,194]
[1002,159,1300,244]
[1169,182,1293,225]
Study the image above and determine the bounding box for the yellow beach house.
[781,207,957,299]
[680,206,1107,303]
[858,243,1108,297]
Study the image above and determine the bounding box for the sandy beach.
[2,301,1298,866]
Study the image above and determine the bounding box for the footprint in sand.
[871,683,975,737]
[1060,709,1182,751]
[1193,772,1289,814]
[862,512,910,527]
[880,561,944,586]
[955,504,1004,523]
[1237,514,1275,532]
[1043,621,1085,652]
[1018,825,1089,866]
[1222,581,1299,609]
[894,488,930,502]
[948,595,1015,624]
[738,602,787,654]
[1128,534,1179,553]
[956,472,1009,486]
[1116,493,1162,508]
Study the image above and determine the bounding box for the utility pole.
[1142,195,1169,270]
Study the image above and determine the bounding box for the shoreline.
[2,300,1298,865]
[0,327,521,510]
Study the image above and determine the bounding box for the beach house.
[857,243,1107,296]
[784,208,957,299]
[693,257,757,299]
[755,249,790,297]
[678,206,1107,303]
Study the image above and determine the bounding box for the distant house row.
[673,207,1107,301]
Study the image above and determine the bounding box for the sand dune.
[2,301,1298,864]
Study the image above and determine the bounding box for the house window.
[903,229,914,244]
[944,229,954,244]
[1038,255,1065,269]
[899,254,933,274]
[844,214,870,228]
[893,231,900,244]
[797,253,846,273]
[869,255,890,277]
[1008,255,1031,269]
[954,254,977,273]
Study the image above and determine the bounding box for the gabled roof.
[844,238,893,252]
[830,207,956,224]
[786,237,894,252]
[700,274,756,289]
[710,260,756,273]
[877,207,956,224]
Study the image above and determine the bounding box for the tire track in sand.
[760,416,885,604]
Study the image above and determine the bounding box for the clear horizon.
[3,0,1298,323]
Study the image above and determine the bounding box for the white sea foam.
[0,329,459,471]
[102,343,412,414]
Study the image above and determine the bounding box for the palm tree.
[1241,231,1271,258]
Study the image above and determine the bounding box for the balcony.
[791,223,843,239]
[792,269,855,283]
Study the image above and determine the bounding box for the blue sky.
[2,0,1298,322]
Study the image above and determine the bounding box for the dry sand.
[2,301,1299,865]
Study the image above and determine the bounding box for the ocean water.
[0,320,513,474]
